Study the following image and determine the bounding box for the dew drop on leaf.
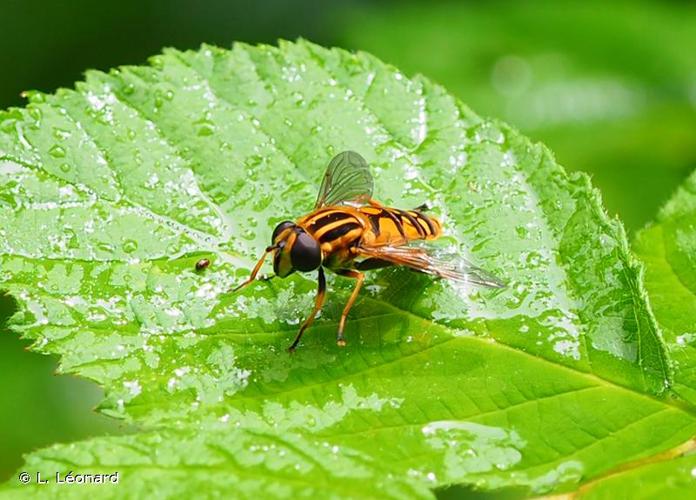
[122,239,138,254]
[48,144,66,158]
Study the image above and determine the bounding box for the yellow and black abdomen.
[358,206,441,246]
[299,208,366,251]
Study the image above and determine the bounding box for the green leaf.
[581,163,696,498]
[0,40,692,498]
[634,170,696,404]
[576,445,696,499]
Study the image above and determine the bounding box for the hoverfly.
[234,151,504,351]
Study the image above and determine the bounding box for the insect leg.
[334,269,365,347]
[288,267,327,352]
[232,246,276,292]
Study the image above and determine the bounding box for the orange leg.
[232,246,275,292]
[334,269,365,347]
[288,267,327,352]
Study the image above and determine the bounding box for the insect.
[195,258,210,271]
[234,151,504,351]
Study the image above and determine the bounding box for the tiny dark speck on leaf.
[195,258,210,271]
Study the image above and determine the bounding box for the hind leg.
[334,269,365,346]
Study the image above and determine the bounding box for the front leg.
[334,269,365,347]
[232,246,276,292]
[288,267,327,352]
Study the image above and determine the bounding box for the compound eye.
[272,221,295,243]
[290,231,322,272]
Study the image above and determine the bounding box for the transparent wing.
[356,244,505,288]
[315,151,374,208]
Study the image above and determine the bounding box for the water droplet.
[122,83,135,95]
[97,242,115,253]
[245,155,263,168]
[122,239,138,254]
[197,122,215,136]
[524,251,543,268]
[515,225,530,239]
[49,145,66,158]
[194,117,215,136]
[53,127,71,140]
[59,163,71,173]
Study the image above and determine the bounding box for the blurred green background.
[1,0,695,482]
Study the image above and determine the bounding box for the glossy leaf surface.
[0,41,692,498]
[635,170,696,404]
